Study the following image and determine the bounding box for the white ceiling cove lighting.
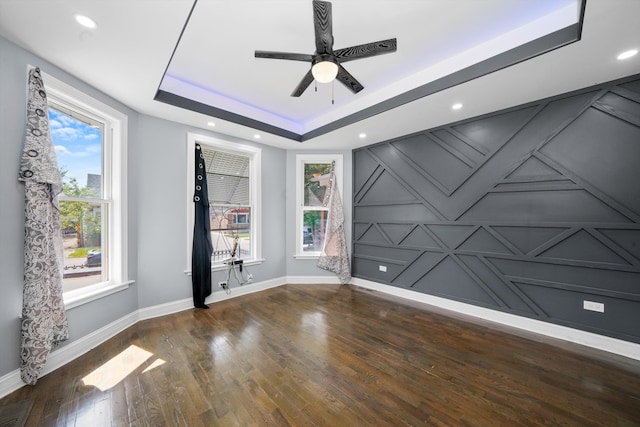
[617,49,638,60]
[148,0,590,141]
[74,14,97,29]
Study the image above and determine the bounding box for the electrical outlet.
[379,265,387,272]
[218,281,228,288]
[583,300,604,313]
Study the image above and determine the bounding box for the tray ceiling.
[1,1,638,149]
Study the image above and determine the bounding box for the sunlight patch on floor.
[82,345,164,391]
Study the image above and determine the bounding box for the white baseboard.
[205,276,286,304]
[0,276,289,399]
[0,311,139,400]
[351,277,640,361]
[44,312,140,376]
[0,371,23,401]
[285,275,342,284]
[138,298,194,321]
[4,275,638,400]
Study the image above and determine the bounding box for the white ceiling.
[1,0,639,151]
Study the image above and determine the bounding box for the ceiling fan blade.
[255,51,314,62]
[313,0,333,54]
[336,64,364,94]
[334,38,397,63]
[291,69,315,97]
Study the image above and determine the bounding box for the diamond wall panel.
[353,74,640,343]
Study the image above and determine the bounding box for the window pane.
[199,144,254,262]
[303,209,328,252]
[211,206,251,261]
[201,147,250,206]
[304,163,332,206]
[49,106,104,199]
[61,201,106,291]
[51,104,108,292]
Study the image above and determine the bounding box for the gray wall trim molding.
[154,89,303,141]
[352,276,640,362]
[304,23,582,140]
[155,2,585,143]
[352,73,640,344]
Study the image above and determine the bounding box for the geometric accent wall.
[352,74,640,344]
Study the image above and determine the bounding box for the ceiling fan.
[255,0,397,97]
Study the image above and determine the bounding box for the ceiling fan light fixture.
[312,60,339,83]
[255,1,396,96]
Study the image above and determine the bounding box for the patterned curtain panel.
[318,170,351,284]
[18,67,69,385]
[192,144,213,308]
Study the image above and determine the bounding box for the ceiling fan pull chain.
[332,80,335,105]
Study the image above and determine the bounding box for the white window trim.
[185,132,263,273]
[294,154,343,258]
[40,69,130,309]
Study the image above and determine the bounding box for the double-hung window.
[44,71,129,307]
[295,154,343,257]
[187,133,261,268]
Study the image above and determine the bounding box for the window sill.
[64,280,134,310]
[183,258,265,276]
[293,254,321,260]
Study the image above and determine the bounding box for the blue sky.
[49,108,102,189]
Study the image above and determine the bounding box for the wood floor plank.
[1,284,639,426]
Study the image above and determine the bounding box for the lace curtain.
[317,169,351,284]
[18,68,69,385]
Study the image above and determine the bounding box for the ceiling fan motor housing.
[255,0,397,96]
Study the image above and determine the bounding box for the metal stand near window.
[219,237,253,294]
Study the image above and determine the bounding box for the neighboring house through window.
[44,71,129,308]
[295,154,343,257]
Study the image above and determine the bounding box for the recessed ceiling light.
[253,134,261,139]
[207,121,215,127]
[452,103,463,110]
[359,133,367,139]
[617,49,638,60]
[74,14,97,29]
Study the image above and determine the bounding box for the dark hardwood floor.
[1,284,639,426]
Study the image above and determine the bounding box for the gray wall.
[285,150,353,277]
[0,36,140,377]
[133,115,287,309]
[0,35,290,380]
[6,24,634,384]
[352,74,640,344]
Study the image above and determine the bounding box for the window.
[295,154,343,257]
[232,213,249,224]
[50,103,107,290]
[187,133,261,269]
[43,70,129,308]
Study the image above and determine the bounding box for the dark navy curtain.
[191,144,213,308]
